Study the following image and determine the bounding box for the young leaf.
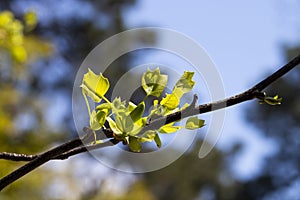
[263,95,282,105]
[174,71,195,94]
[115,112,134,133]
[89,110,108,130]
[142,68,168,97]
[148,100,164,118]
[107,117,122,135]
[158,123,182,133]
[129,136,142,152]
[159,71,195,112]
[160,93,180,110]
[130,102,145,122]
[127,101,137,112]
[112,97,127,113]
[185,116,205,130]
[129,117,147,136]
[154,134,162,148]
[81,68,109,103]
[96,102,112,111]
[172,87,184,99]
[140,130,156,142]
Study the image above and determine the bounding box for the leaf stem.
[82,90,91,117]
[101,95,112,105]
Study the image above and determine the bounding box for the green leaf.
[129,136,141,152]
[89,109,108,130]
[127,101,137,112]
[148,100,164,118]
[107,117,122,135]
[110,98,145,135]
[263,95,282,105]
[129,117,147,136]
[140,130,156,142]
[130,102,145,122]
[142,68,168,97]
[160,93,180,110]
[159,71,195,112]
[81,68,110,103]
[112,97,127,113]
[154,134,162,148]
[185,116,205,130]
[158,123,182,133]
[172,87,185,99]
[115,112,134,133]
[96,102,112,112]
[174,71,195,95]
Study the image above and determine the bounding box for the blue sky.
[125,0,300,179]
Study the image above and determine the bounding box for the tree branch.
[0,131,94,191]
[141,54,300,133]
[0,152,38,161]
[0,138,119,162]
[0,54,300,191]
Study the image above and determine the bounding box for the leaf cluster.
[81,68,205,152]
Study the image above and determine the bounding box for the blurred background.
[1,0,300,199]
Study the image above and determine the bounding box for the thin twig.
[141,54,300,132]
[54,138,119,160]
[0,131,94,191]
[0,139,119,162]
[0,152,38,161]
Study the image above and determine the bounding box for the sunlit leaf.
[127,101,137,112]
[158,123,181,133]
[107,117,122,135]
[140,130,156,142]
[142,68,168,97]
[185,116,205,130]
[129,117,147,136]
[130,102,145,122]
[174,71,195,94]
[129,136,141,152]
[114,112,134,133]
[89,109,108,130]
[112,97,126,113]
[96,102,112,112]
[148,100,164,119]
[158,71,195,113]
[81,68,109,103]
[172,87,184,99]
[263,95,282,105]
[160,93,180,110]
[154,134,162,148]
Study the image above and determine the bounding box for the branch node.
[190,94,198,108]
[253,91,266,100]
